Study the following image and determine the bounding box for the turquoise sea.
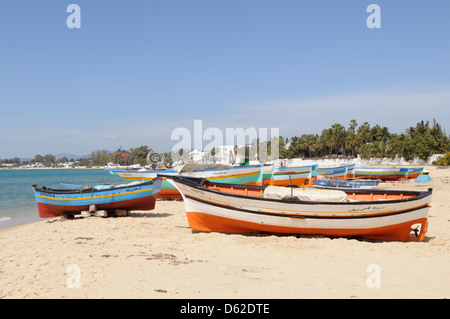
[0,169,124,230]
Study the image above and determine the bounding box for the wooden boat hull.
[107,165,263,199]
[166,176,432,242]
[32,179,161,218]
[264,164,317,187]
[354,167,409,181]
[406,167,424,179]
[317,164,355,179]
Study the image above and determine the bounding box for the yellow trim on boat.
[206,171,260,180]
[37,188,153,201]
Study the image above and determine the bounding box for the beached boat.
[263,164,317,187]
[406,167,424,179]
[164,175,432,242]
[315,178,380,189]
[354,167,410,181]
[107,168,180,198]
[32,179,162,218]
[317,164,355,179]
[107,164,263,199]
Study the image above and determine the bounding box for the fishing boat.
[263,164,317,187]
[107,168,180,198]
[354,167,411,181]
[32,179,162,218]
[107,164,263,199]
[164,175,432,242]
[317,164,356,179]
[315,178,380,189]
[406,167,424,179]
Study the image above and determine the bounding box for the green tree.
[356,122,371,146]
[331,123,347,156]
[43,154,55,166]
[346,119,358,156]
[320,128,334,156]
[33,154,44,163]
[90,150,109,166]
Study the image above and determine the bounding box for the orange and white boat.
[164,175,432,242]
[107,164,263,199]
[263,164,317,187]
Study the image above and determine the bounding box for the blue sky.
[1,1,449,158]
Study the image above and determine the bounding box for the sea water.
[0,169,124,230]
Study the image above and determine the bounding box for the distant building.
[189,149,207,163]
[212,145,233,165]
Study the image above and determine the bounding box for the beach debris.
[70,207,130,219]
[81,211,91,218]
[114,209,128,217]
[154,289,168,293]
[415,174,433,183]
[94,210,108,217]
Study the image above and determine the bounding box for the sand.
[1,165,449,299]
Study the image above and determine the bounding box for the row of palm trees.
[274,119,449,161]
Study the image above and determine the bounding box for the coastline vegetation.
[278,119,449,165]
[2,119,450,168]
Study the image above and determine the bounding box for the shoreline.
[0,167,109,170]
[0,163,435,171]
[0,217,46,234]
[1,155,439,171]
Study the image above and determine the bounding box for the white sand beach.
[1,165,449,299]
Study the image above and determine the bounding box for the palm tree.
[331,123,347,156]
[380,126,390,142]
[346,119,358,156]
[406,126,416,139]
[320,128,334,156]
[357,122,371,146]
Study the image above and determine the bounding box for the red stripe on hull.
[186,211,428,242]
[157,189,182,199]
[37,195,157,218]
[354,174,407,181]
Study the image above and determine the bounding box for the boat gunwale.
[183,193,429,220]
[160,174,432,206]
[106,165,262,175]
[105,168,176,174]
[32,179,159,195]
[275,164,316,170]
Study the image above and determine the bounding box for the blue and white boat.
[316,164,355,179]
[315,178,379,189]
[32,179,161,218]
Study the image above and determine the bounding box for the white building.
[188,149,207,163]
[211,145,232,165]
